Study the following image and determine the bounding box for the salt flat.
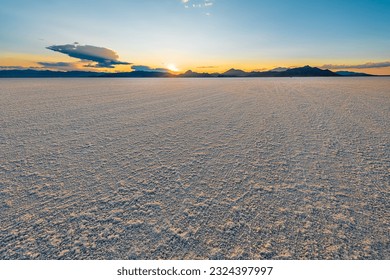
[0,78,389,259]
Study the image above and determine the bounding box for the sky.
[1,0,390,74]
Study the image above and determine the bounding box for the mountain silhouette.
[335,71,372,76]
[0,69,102,78]
[279,65,338,76]
[102,71,173,78]
[0,70,172,78]
[222,68,248,77]
[0,66,375,78]
[179,70,213,77]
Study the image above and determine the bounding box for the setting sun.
[167,63,179,72]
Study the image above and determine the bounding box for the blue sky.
[1,0,389,74]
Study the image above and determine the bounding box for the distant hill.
[179,70,214,78]
[271,67,290,72]
[221,66,338,77]
[178,66,341,78]
[102,71,174,78]
[279,65,338,77]
[222,68,248,77]
[224,66,338,77]
[0,66,375,78]
[335,71,372,76]
[0,69,172,78]
[0,69,102,78]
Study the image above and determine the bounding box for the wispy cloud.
[196,65,217,69]
[46,43,131,68]
[131,65,169,72]
[181,0,214,10]
[321,61,390,69]
[0,66,41,70]
[37,61,81,71]
[38,62,74,67]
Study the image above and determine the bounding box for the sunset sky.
[1,0,390,74]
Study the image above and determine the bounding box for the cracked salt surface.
[0,78,389,259]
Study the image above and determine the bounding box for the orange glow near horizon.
[1,53,390,75]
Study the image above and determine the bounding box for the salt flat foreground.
[0,78,389,259]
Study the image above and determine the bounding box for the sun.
[166,63,179,72]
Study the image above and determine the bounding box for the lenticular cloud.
[47,43,130,68]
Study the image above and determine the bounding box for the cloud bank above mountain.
[321,61,390,69]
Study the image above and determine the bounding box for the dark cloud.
[321,61,390,69]
[37,61,81,71]
[131,65,169,72]
[38,62,74,67]
[0,66,42,70]
[0,66,28,70]
[46,43,131,68]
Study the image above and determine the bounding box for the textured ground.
[0,78,389,259]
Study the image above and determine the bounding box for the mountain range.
[0,65,373,78]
